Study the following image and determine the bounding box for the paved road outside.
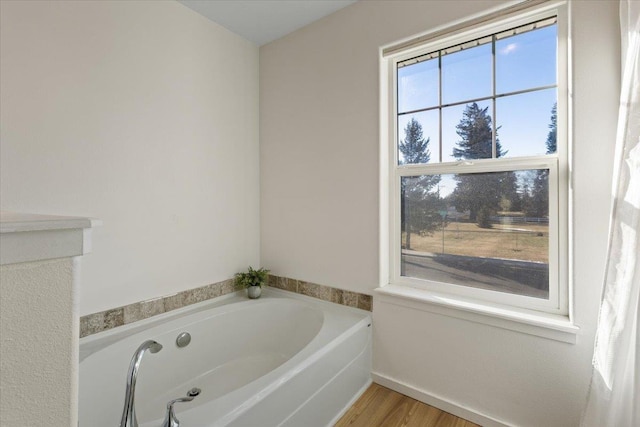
[401,251,549,299]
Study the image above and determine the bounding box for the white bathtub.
[79,289,372,427]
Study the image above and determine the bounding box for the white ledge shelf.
[0,211,101,265]
[374,285,579,344]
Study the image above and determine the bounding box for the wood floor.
[335,383,480,427]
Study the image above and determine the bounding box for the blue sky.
[397,24,557,164]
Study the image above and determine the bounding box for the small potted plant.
[234,266,270,299]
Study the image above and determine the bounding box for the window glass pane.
[442,100,493,162]
[496,24,557,94]
[401,170,549,299]
[398,57,439,113]
[497,88,557,157]
[442,42,491,105]
[398,110,440,165]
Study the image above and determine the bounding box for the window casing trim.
[392,159,561,314]
[381,2,571,320]
[374,285,578,344]
[381,0,555,57]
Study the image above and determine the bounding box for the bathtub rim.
[80,288,371,362]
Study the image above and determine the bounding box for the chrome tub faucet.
[120,340,163,427]
[161,388,201,427]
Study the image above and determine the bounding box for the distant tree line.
[400,102,556,249]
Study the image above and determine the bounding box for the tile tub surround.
[80,279,237,337]
[267,275,373,312]
[80,275,373,338]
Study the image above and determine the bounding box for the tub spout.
[161,388,200,427]
[120,340,163,427]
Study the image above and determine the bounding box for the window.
[384,5,568,316]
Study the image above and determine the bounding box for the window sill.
[374,285,578,344]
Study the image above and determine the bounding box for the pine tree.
[502,171,520,213]
[451,103,506,228]
[546,103,557,155]
[399,118,431,164]
[399,118,441,249]
[529,171,549,217]
[452,103,505,160]
[527,103,557,218]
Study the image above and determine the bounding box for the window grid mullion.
[395,67,400,165]
[438,51,443,163]
[492,34,497,159]
[396,155,557,177]
[397,84,557,117]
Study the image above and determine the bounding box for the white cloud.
[500,43,518,55]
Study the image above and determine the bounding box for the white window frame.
[380,2,572,324]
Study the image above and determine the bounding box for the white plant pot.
[247,286,262,299]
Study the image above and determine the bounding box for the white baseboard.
[371,372,513,427]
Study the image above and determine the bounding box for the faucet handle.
[161,389,200,427]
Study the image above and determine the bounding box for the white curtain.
[582,1,640,426]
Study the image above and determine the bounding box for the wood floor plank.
[335,384,384,426]
[408,401,443,427]
[376,394,416,427]
[433,411,463,427]
[357,385,406,426]
[335,383,481,427]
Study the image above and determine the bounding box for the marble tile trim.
[80,279,238,338]
[80,275,373,338]
[268,275,373,312]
